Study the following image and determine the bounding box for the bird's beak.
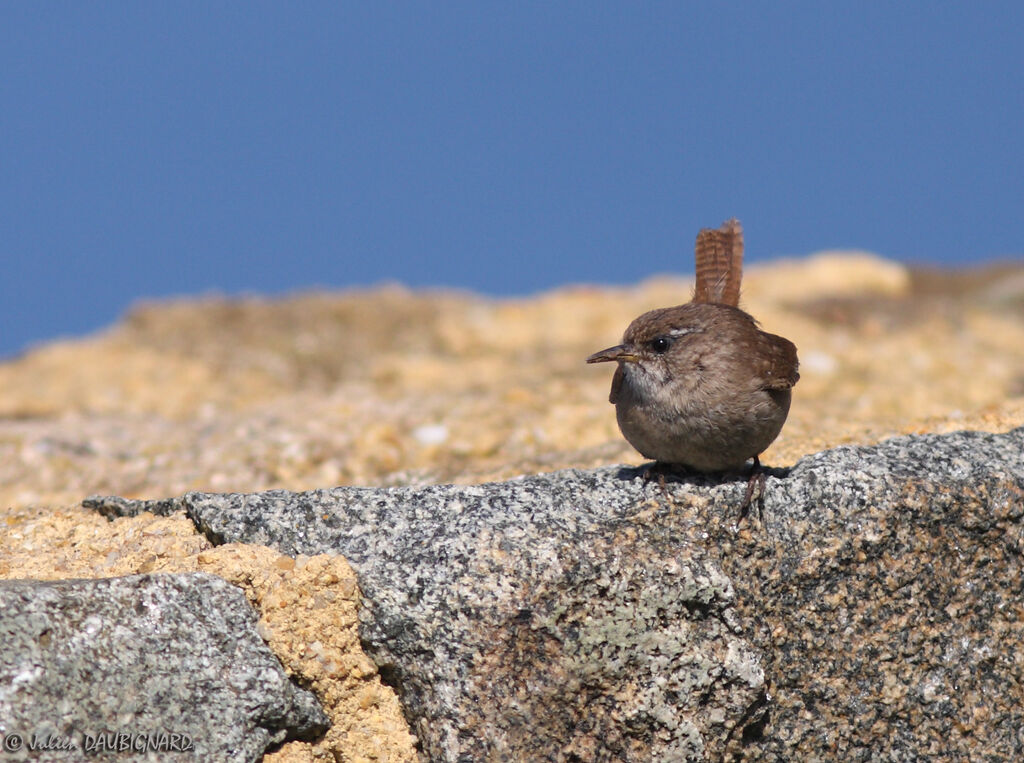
[586,344,638,364]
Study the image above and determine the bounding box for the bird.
[586,219,799,511]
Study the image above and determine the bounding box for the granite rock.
[0,573,328,762]
[90,478,765,761]
[88,427,1024,761]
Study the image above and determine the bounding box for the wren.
[587,219,799,508]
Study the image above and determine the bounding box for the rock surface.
[3,258,1023,511]
[0,573,327,762]
[91,427,1024,761]
[0,522,418,763]
[2,256,1023,761]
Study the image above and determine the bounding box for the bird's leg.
[738,455,766,521]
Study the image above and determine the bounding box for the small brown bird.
[587,219,799,504]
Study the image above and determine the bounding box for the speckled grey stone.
[88,426,1024,761]
[91,476,765,761]
[0,573,327,762]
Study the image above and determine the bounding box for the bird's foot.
[640,462,695,499]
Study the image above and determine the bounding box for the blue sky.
[2,2,1021,358]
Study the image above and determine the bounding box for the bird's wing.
[756,331,800,390]
[609,364,625,404]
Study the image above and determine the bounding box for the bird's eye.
[649,336,672,354]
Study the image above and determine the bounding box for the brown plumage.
[587,219,799,479]
[693,218,744,307]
